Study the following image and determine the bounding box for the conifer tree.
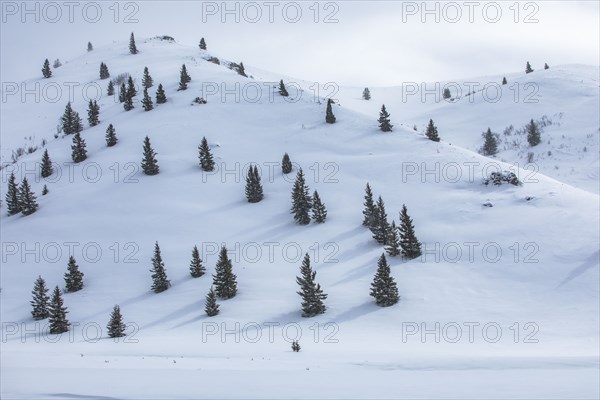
[325,98,336,124]
[237,62,247,77]
[278,80,289,97]
[245,165,264,203]
[5,173,21,215]
[87,100,100,126]
[40,149,53,178]
[42,185,49,195]
[502,77,507,85]
[282,153,292,174]
[443,88,451,99]
[155,83,167,104]
[398,205,422,259]
[30,276,50,320]
[42,59,52,78]
[129,32,138,54]
[291,341,301,352]
[123,76,136,111]
[482,128,498,156]
[64,256,84,292]
[370,253,399,307]
[72,112,83,134]
[119,82,127,103]
[105,124,118,147]
[19,178,38,216]
[296,253,327,317]
[204,287,220,317]
[107,305,126,338]
[544,63,549,70]
[198,137,215,172]
[425,119,440,142]
[378,104,392,132]
[385,221,401,257]
[61,102,76,134]
[141,88,153,111]
[141,136,159,175]
[312,190,327,223]
[99,62,110,79]
[48,286,70,334]
[107,80,115,96]
[141,66,153,89]
[71,132,87,163]
[362,87,371,100]
[150,242,170,293]
[371,196,391,245]
[178,64,191,91]
[290,168,312,225]
[87,41,93,52]
[526,61,533,74]
[190,245,205,278]
[526,119,541,147]
[212,246,238,299]
[362,183,376,227]
[199,38,207,50]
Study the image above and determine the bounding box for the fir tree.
[526,61,533,74]
[290,168,312,225]
[198,137,215,172]
[61,102,77,134]
[71,132,87,163]
[64,256,84,292]
[41,185,49,195]
[190,245,205,278]
[72,112,83,134]
[370,254,399,307]
[107,305,126,338]
[155,83,167,104]
[245,165,264,203]
[19,178,38,216]
[291,341,301,352]
[99,62,110,79]
[526,119,541,146]
[150,242,170,293]
[296,253,327,317]
[362,183,376,227]
[425,119,440,142]
[5,172,21,215]
[141,136,159,175]
[123,76,136,111]
[398,205,422,259]
[48,286,70,334]
[371,196,391,245]
[87,100,100,126]
[544,63,549,70]
[141,88,153,111]
[129,32,138,54]
[42,59,52,78]
[282,153,292,174]
[443,88,451,99]
[40,149,53,178]
[278,80,289,97]
[141,66,153,89]
[178,64,191,91]
[107,80,115,96]
[212,246,238,299]
[204,287,220,317]
[362,87,371,100]
[482,128,498,156]
[30,276,50,320]
[311,190,327,223]
[378,104,393,132]
[385,221,401,257]
[502,77,507,85]
[199,38,207,50]
[237,62,247,77]
[87,41,93,52]
[325,98,336,124]
[119,82,126,103]
[105,124,118,147]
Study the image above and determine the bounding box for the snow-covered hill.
[1,38,599,399]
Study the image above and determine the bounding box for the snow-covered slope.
[1,38,599,399]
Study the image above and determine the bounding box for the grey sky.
[1,1,599,86]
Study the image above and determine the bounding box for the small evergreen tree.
[290,169,312,225]
[42,59,52,78]
[325,98,336,124]
[48,286,70,334]
[282,153,292,174]
[443,88,451,99]
[178,64,191,91]
[278,80,289,97]
[87,100,100,126]
[141,88,153,111]
[30,276,50,320]
[212,246,238,299]
[245,165,264,203]
[155,83,167,104]
[64,255,84,292]
[5,173,21,215]
[385,221,401,257]
[482,128,498,156]
[526,119,541,147]
[296,253,327,317]
[87,41,93,52]
[107,305,126,338]
[378,104,393,132]
[150,242,170,293]
[204,287,220,317]
[40,149,53,178]
[198,137,215,172]
[71,132,87,163]
[129,32,138,54]
[141,136,159,175]
[141,66,153,89]
[41,185,49,195]
[362,183,376,227]
[502,77,507,85]
[107,80,115,96]
[425,119,440,142]
[526,61,533,74]
[61,102,76,134]
[19,178,38,216]
[362,87,371,100]
[370,253,399,307]
[544,63,549,70]
[199,38,207,50]
[123,76,136,111]
[371,196,391,245]
[237,62,247,77]
[312,190,327,223]
[291,341,301,352]
[398,205,422,259]
[190,245,205,278]
[119,82,127,103]
[99,62,110,79]
[72,112,83,134]
[105,124,118,147]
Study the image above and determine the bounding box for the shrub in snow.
[482,171,521,186]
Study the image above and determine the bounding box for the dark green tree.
[198,137,215,172]
[205,287,220,317]
[87,100,100,126]
[282,153,292,174]
[119,82,127,103]
[105,124,118,147]
[72,112,83,134]
[237,62,247,77]
[142,66,153,89]
[385,221,401,257]
[141,88,153,111]
[290,168,312,225]
[87,41,93,52]
[526,61,533,74]
[362,183,376,227]
[5,173,21,215]
[296,253,327,317]
[371,196,391,245]
[378,104,393,132]
[107,80,115,96]
[61,102,77,134]
[311,190,327,223]
[41,185,49,195]
[64,255,84,292]
[544,63,549,70]
[107,305,126,338]
[99,62,110,79]
[19,178,38,216]
[42,59,52,78]
[370,254,399,307]
[362,87,371,100]
[278,80,289,97]
[155,83,167,104]
[41,149,53,178]
[443,88,451,99]
[71,132,87,163]
[398,205,422,259]
[199,38,207,50]
[190,245,205,278]
[502,77,507,85]
[129,32,138,54]
[150,242,170,293]
[325,98,336,124]
[49,286,70,334]
[245,165,264,203]
[526,119,541,146]
[482,128,498,156]
[212,246,238,299]
[178,64,191,91]
[123,76,136,111]
[425,119,440,142]
[141,136,159,175]
[30,276,50,320]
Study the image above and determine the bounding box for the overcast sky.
[1,1,599,86]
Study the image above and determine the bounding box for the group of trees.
[481,118,541,156]
[526,61,549,74]
[290,169,327,225]
[5,173,38,216]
